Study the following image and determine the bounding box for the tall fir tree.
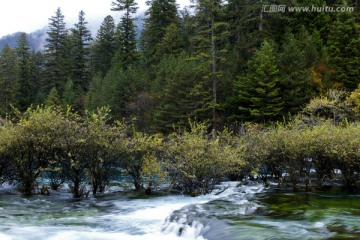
[226,0,261,65]
[141,0,179,65]
[62,79,77,109]
[233,40,284,122]
[44,7,70,95]
[278,31,317,115]
[15,33,32,111]
[191,0,229,129]
[327,9,360,90]
[45,87,61,107]
[0,44,19,114]
[151,53,209,132]
[286,0,332,41]
[153,23,183,59]
[69,10,93,92]
[30,51,45,104]
[91,15,116,76]
[178,7,196,54]
[86,73,105,111]
[111,0,139,68]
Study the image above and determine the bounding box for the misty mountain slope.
[0,14,145,52]
[0,28,47,51]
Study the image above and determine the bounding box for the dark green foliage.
[1,0,357,128]
[0,0,358,128]
[91,16,116,76]
[44,8,70,94]
[286,0,331,34]
[100,65,132,118]
[15,33,32,111]
[86,73,105,111]
[153,23,184,59]
[29,51,45,104]
[0,44,19,114]
[111,0,139,68]
[233,40,284,122]
[86,62,147,121]
[45,87,61,107]
[190,0,230,128]
[141,0,179,64]
[327,10,360,90]
[151,53,208,132]
[226,0,255,68]
[278,31,317,115]
[69,10,93,92]
[62,80,77,109]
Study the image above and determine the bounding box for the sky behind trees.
[0,0,191,38]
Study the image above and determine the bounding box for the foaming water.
[0,181,260,240]
[1,182,359,240]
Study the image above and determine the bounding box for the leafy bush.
[119,130,166,194]
[0,106,64,195]
[165,122,244,196]
[244,120,360,190]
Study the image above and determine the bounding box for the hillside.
[0,28,47,52]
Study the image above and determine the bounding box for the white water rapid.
[0,181,264,240]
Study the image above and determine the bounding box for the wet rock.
[40,185,50,195]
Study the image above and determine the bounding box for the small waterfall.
[161,181,264,240]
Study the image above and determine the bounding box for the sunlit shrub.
[165,122,245,196]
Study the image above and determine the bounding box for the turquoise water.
[201,189,360,240]
[0,183,359,240]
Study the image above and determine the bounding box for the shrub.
[165,122,244,196]
[0,106,64,195]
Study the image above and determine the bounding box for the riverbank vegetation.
[1,89,360,197]
[0,106,245,196]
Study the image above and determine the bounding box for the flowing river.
[0,182,359,240]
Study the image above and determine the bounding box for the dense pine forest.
[0,0,358,131]
[0,0,360,197]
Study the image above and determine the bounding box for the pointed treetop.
[111,0,138,14]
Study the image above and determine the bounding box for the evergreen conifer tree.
[153,23,184,59]
[30,51,45,104]
[234,40,284,122]
[111,0,139,68]
[0,44,19,114]
[45,87,61,107]
[86,73,105,111]
[152,53,208,132]
[44,8,70,94]
[69,10,93,92]
[91,15,116,76]
[327,10,360,90]
[278,31,317,115]
[15,33,32,111]
[141,0,179,64]
[191,0,229,129]
[62,79,77,108]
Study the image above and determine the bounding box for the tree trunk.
[259,0,263,31]
[211,17,217,130]
[134,177,142,190]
